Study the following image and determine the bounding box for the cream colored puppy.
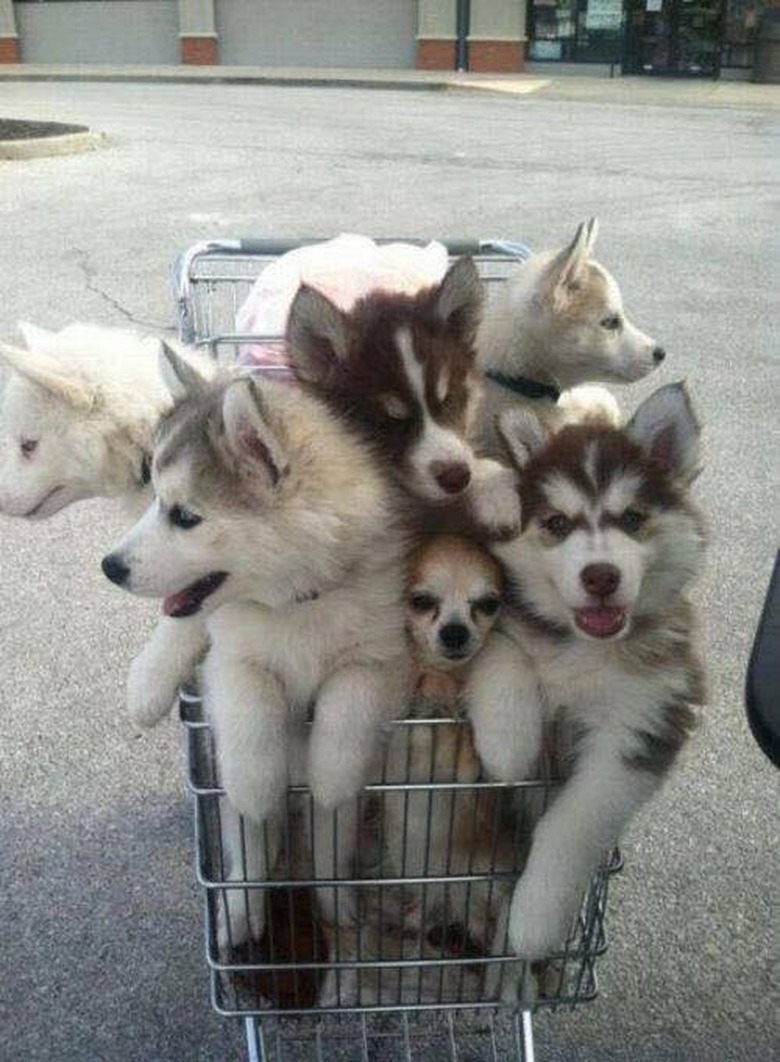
[380,536,514,989]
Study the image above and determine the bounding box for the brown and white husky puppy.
[476,219,666,448]
[466,382,706,961]
[101,349,411,946]
[285,256,521,540]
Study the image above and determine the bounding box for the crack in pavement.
[71,248,173,332]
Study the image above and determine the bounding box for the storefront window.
[529,0,623,61]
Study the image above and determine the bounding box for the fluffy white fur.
[104,353,411,945]
[0,322,175,518]
[466,384,705,962]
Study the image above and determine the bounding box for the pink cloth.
[235,234,449,380]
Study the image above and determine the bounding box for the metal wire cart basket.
[173,240,623,1062]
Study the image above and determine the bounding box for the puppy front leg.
[203,652,289,825]
[466,631,542,783]
[308,662,404,810]
[126,615,208,728]
[217,800,281,949]
[508,740,660,959]
[467,457,521,540]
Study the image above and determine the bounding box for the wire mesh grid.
[244,1008,537,1062]
[181,691,619,1021]
[172,238,532,360]
[173,239,621,1059]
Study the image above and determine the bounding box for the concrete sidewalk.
[0,62,778,109]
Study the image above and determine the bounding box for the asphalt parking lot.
[0,77,778,1061]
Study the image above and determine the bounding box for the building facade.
[0,0,771,78]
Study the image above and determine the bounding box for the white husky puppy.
[102,350,411,943]
[476,219,666,446]
[0,322,213,730]
[466,382,706,962]
[0,322,175,519]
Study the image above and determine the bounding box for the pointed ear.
[18,321,58,354]
[581,217,599,256]
[431,256,484,341]
[286,284,350,386]
[0,339,97,409]
[626,382,701,482]
[548,218,599,295]
[159,340,209,401]
[497,406,548,470]
[222,377,288,487]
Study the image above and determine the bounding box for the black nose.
[102,553,130,587]
[431,461,471,496]
[581,563,620,599]
[439,623,470,651]
[652,346,666,363]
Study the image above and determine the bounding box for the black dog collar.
[485,371,560,403]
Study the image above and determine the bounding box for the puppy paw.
[221,758,286,825]
[308,749,364,810]
[473,724,528,784]
[126,650,178,728]
[508,878,572,960]
[469,464,521,540]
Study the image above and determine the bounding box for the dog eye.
[20,438,39,457]
[409,592,437,613]
[472,595,501,617]
[542,513,573,539]
[169,504,202,530]
[380,395,410,420]
[600,315,622,332]
[619,508,646,534]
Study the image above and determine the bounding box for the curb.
[0,64,550,96]
[0,128,105,160]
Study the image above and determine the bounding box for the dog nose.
[581,563,620,599]
[652,346,666,363]
[431,461,471,495]
[102,553,130,587]
[439,623,470,651]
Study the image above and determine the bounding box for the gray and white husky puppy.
[466,382,706,962]
[476,219,667,446]
[102,349,410,943]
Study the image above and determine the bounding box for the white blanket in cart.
[235,233,450,380]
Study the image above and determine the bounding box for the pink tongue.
[163,587,195,616]
[575,606,626,638]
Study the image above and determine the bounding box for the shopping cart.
[173,239,623,1062]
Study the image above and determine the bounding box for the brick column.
[417,0,457,70]
[178,0,218,65]
[0,0,20,63]
[469,0,527,72]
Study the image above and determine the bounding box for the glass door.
[623,0,724,75]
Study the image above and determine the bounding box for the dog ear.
[548,218,599,297]
[581,217,599,256]
[431,256,484,341]
[222,377,288,487]
[497,406,548,469]
[626,382,701,483]
[18,321,58,354]
[0,338,97,410]
[159,340,209,401]
[286,284,349,385]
